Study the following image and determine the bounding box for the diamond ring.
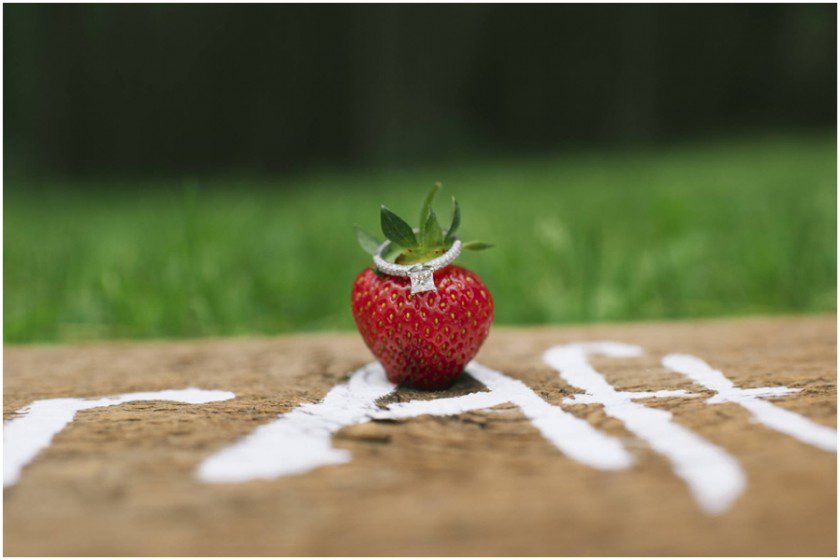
[373,238,462,294]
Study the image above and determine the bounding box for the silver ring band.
[373,239,461,277]
[373,238,461,294]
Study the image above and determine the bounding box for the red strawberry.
[351,183,494,390]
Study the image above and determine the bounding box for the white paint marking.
[564,388,697,405]
[198,362,395,483]
[200,360,634,483]
[4,388,235,487]
[544,342,746,515]
[466,362,634,470]
[371,362,634,471]
[663,354,837,452]
[370,391,509,420]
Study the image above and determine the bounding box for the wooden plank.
[4,315,836,555]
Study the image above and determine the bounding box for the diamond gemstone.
[409,266,436,294]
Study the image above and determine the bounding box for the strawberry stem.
[358,183,491,264]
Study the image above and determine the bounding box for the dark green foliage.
[462,241,494,251]
[380,206,418,248]
[373,182,489,265]
[446,197,461,244]
[354,226,381,255]
[421,209,444,249]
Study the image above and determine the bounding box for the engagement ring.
[373,238,462,294]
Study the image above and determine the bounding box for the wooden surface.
[4,315,836,555]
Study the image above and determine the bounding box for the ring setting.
[372,238,462,294]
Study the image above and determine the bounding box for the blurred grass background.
[5,5,836,344]
[6,133,835,344]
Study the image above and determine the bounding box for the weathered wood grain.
[4,315,836,555]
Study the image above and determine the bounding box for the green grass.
[5,134,836,344]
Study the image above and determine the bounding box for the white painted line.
[199,360,635,484]
[372,363,634,471]
[564,388,697,405]
[466,362,634,471]
[544,343,746,515]
[4,388,235,487]
[371,391,509,420]
[198,362,395,483]
[663,354,837,452]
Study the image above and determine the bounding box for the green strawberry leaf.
[421,208,443,248]
[445,196,460,243]
[354,225,381,255]
[462,240,493,251]
[380,205,418,248]
[419,182,442,234]
[382,242,404,263]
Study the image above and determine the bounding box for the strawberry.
[351,183,494,390]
